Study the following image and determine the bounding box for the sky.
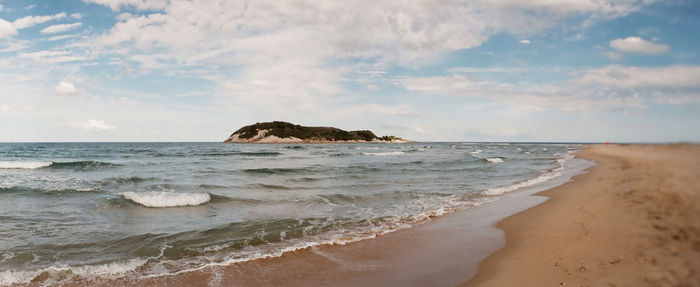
[0,0,699,142]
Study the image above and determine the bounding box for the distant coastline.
[224,121,410,143]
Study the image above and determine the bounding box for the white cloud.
[40,22,82,34]
[82,0,655,115]
[519,39,531,44]
[576,65,700,88]
[0,18,17,38]
[54,81,78,95]
[19,50,86,63]
[70,119,115,131]
[0,105,10,112]
[366,84,379,90]
[609,36,669,55]
[82,0,168,11]
[25,4,36,10]
[0,5,4,11]
[12,12,67,29]
[398,65,700,111]
[48,34,79,41]
[71,13,83,19]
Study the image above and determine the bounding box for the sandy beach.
[466,144,700,286]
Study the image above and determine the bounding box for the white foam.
[0,256,153,285]
[361,151,404,156]
[0,161,52,169]
[483,171,562,196]
[120,191,211,207]
[356,147,380,150]
[0,269,41,285]
[72,257,147,277]
[486,157,503,163]
[469,149,482,155]
[482,151,574,196]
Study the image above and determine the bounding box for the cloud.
[12,12,67,29]
[609,36,669,55]
[576,65,700,88]
[519,39,531,44]
[19,50,86,63]
[0,105,9,112]
[398,65,700,111]
[70,119,115,131]
[48,34,79,41]
[82,0,656,117]
[605,51,623,60]
[54,81,78,95]
[71,13,83,19]
[0,18,17,38]
[40,22,83,34]
[82,0,168,11]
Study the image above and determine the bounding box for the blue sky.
[0,0,698,142]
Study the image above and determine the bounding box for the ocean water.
[0,142,585,285]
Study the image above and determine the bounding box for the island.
[223,121,408,143]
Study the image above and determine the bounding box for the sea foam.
[119,191,211,207]
[361,151,405,156]
[486,157,504,163]
[0,161,52,169]
[482,171,562,196]
[482,152,574,196]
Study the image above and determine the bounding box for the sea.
[0,142,589,285]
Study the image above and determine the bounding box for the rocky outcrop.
[224,121,408,143]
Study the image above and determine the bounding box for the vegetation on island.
[226,121,405,142]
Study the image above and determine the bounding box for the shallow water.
[0,142,582,285]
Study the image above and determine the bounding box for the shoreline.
[49,146,591,286]
[464,144,700,286]
[21,144,699,286]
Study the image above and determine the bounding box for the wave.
[247,183,295,190]
[482,170,562,196]
[469,149,483,155]
[0,160,121,170]
[485,157,504,163]
[119,191,212,207]
[100,176,158,186]
[243,167,311,174]
[49,161,121,169]
[361,151,404,156]
[0,186,103,195]
[0,161,52,169]
[151,151,281,157]
[482,151,574,196]
[237,152,282,156]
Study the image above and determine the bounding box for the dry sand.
[465,144,700,287]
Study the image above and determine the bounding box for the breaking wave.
[361,151,405,156]
[0,161,52,169]
[119,191,212,207]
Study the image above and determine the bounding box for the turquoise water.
[0,142,582,284]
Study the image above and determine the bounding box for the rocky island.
[224,121,408,143]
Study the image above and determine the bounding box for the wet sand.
[75,185,553,287]
[465,144,700,286]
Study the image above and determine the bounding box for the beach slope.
[465,144,700,287]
